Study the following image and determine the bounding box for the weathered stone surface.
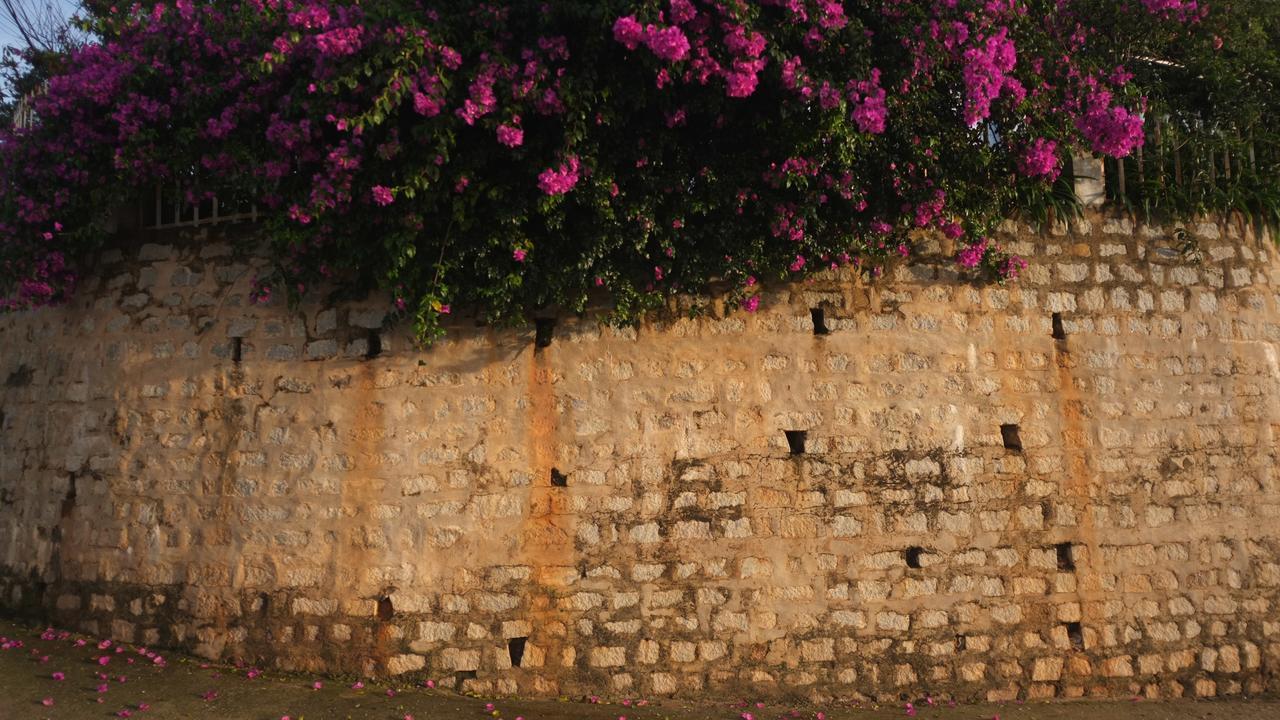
[1,214,1279,703]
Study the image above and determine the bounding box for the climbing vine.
[0,0,1273,340]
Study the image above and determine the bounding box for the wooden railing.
[1102,115,1277,214]
[145,186,258,230]
[10,84,44,130]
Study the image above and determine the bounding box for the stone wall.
[2,214,1280,702]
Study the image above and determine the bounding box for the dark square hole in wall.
[1056,542,1076,572]
[810,308,830,336]
[231,337,243,363]
[550,468,568,487]
[455,670,478,685]
[5,364,33,387]
[905,546,924,569]
[784,430,808,455]
[534,318,556,348]
[955,634,967,651]
[376,596,394,621]
[60,475,77,519]
[1000,424,1023,451]
[1066,621,1084,649]
[507,636,528,667]
[365,330,383,359]
[1052,312,1067,340]
[258,592,271,618]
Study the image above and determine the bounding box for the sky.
[0,0,81,54]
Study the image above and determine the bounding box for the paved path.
[2,620,1276,719]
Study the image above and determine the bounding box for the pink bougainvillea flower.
[41,698,54,707]
[351,681,364,690]
[956,238,989,269]
[961,28,1019,127]
[371,186,394,206]
[1018,138,1061,180]
[496,124,524,148]
[612,15,645,49]
[1142,0,1200,20]
[201,690,218,701]
[98,655,111,665]
[847,69,887,133]
[138,703,150,711]
[1076,92,1145,157]
[51,671,65,681]
[537,156,580,195]
[423,679,436,689]
[513,248,528,262]
[643,25,690,62]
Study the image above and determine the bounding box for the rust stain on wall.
[512,344,577,692]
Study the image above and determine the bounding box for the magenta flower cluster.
[961,28,1022,127]
[537,155,581,195]
[1076,92,1146,158]
[1018,138,1061,181]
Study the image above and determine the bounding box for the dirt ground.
[1,620,1277,720]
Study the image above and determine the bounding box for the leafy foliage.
[0,0,1271,340]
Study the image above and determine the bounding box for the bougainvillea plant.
[0,0,1272,341]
